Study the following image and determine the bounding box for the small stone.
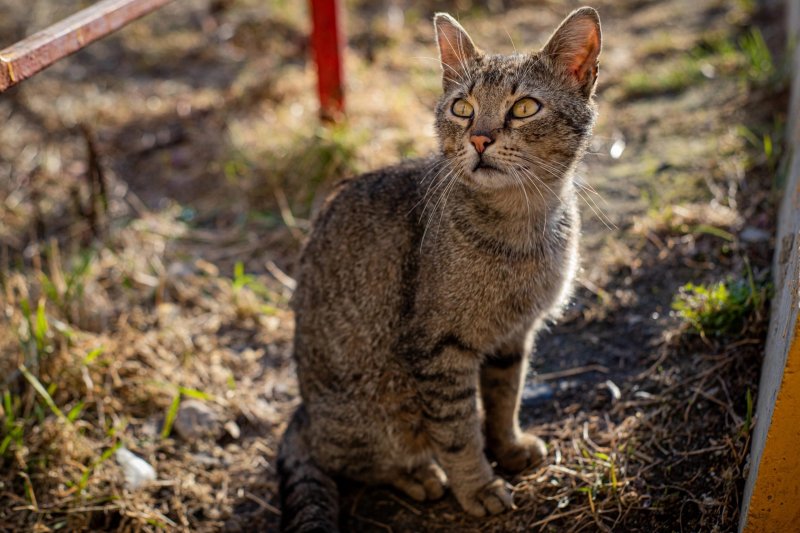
[521,382,554,408]
[740,226,770,243]
[173,400,223,441]
[115,448,156,489]
[604,379,622,402]
[167,261,194,279]
[224,420,241,439]
[610,138,626,159]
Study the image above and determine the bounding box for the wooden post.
[309,0,345,121]
[0,0,173,93]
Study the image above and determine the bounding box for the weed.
[83,346,105,365]
[620,57,703,99]
[19,364,67,422]
[161,393,182,439]
[231,261,282,316]
[246,124,366,215]
[75,441,122,493]
[743,388,753,436]
[1,392,24,456]
[671,275,770,336]
[160,385,214,439]
[738,117,785,175]
[738,27,774,83]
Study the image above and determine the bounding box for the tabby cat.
[278,8,601,531]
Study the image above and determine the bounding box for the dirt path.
[0,0,784,531]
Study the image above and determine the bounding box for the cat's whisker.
[512,164,547,206]
[526,158,614,230]
[575,178,610,205]
[577,186,617,230]
[516,165,560,200]
[412,56,471,91]
[516,154,616,230]
[434,167,463,240]
[515,166,552,238]
[528,163,617,230]
[516,160,614,230]
[423,168,461,249]
[516,152,574,175]
[418,155,464,219]
[419,165,457,224]
[508,166,535,249]
[514,157,573,184]
[420,166,461,249]
[504,28,517,55]
[411,158,453,217]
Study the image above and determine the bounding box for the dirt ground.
[0,0,787,531]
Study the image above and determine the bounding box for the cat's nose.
[469,134,493,154]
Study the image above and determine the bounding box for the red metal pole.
[0,0,173,92]
[309,0,345,121]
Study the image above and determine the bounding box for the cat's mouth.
[472,160,500,172]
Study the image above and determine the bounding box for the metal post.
[309,0,345,121]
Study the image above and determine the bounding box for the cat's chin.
[465,168,516,190]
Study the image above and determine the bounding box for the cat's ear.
[434,13,480,91]
[542,7,602,97]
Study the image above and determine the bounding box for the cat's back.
[291,157,434,325]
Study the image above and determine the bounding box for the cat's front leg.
[481,340,547,473]
[411,344,513,517]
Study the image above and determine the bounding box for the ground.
[0,0,787,531]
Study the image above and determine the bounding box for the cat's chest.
[420,228,572,341]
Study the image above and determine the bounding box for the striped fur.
[278,8,601,530]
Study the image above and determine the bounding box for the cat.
[277,7,601,532]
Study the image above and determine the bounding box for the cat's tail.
[278,405,340,532]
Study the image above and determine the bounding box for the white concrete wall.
[739,1,800,530]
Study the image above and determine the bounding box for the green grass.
[1,392,24,457]
[160,385,214,439]
[620,57,704,99]
[232,261,282,315]
[738,27,774,84]
[619,26,776,100]
[74,441,122,493]
[671,272,770,336]
[19,364,67,423]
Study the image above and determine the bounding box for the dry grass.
[0,0,786,531]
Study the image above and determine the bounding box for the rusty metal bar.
[0,0,173,92]
[309,0,345,120]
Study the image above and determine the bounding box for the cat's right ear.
[434,13,480,91]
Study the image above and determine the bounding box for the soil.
[0,0,787,531]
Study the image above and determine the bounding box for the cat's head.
[432,8,601,192]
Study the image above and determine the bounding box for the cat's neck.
[460,173,571,221]
[442,178,575,255]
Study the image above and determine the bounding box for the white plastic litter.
[115,447,156,489]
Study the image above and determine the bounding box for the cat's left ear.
[434,13,481,91]
[543,7,602,97]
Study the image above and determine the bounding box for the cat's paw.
[493,433,547,474]
[456,477,513,517]
[392,462,448,501]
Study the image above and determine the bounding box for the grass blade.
[161,393,182,438]
[178,386,213,401]
[19,364,67,422]
[83,346,105,365]
[67,401,85,422]
[34,299,49,352]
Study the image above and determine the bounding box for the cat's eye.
[451,98,474,118]
[510,97,541,119]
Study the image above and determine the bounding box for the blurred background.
[0,0,787,531]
